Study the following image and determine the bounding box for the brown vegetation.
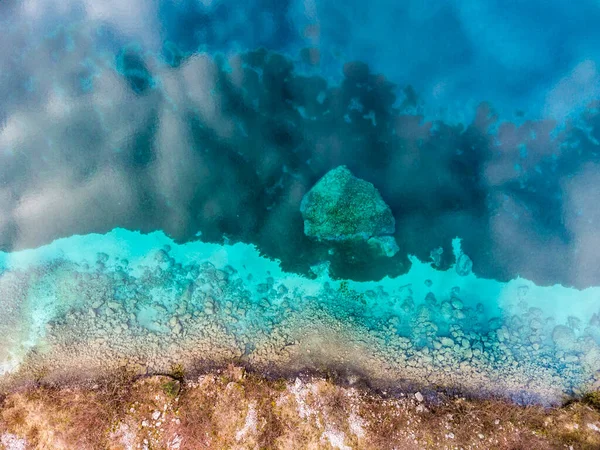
[0,365,599,449]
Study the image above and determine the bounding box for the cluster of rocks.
[0,248,599,404]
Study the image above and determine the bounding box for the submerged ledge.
[0,228,599,406]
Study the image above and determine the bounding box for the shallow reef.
[0,229,599,408]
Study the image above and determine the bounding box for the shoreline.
[0,228,598,406]
[1,365,600,449]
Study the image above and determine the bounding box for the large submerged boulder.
[300,166,398,255]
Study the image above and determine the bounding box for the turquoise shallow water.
[0,228,599,405]
[1,1,600,405]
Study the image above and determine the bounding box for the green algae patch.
[161,380,181,397]
[583,391,600,411]
[170,363,186,381]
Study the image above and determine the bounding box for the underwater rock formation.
[1,229,599,406]
[300,166,397,256]
[455,252,473,276]
[368,235,400,257]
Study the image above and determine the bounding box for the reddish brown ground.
[0,365,599,449]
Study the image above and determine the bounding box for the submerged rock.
[455,253,473,276]
[430,247,443,267]
[310,261,331,278]
[300,166,397,248]
[552,325,577,351]
[368,235,400,257]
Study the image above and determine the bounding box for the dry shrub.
[176,377,220,449]
[582,391,600,411]
[0,367,134,449]
[360,395,417,449]
[0,367,599,450]
[241,372,286,449]
[254,398,284,449]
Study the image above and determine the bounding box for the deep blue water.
[1,0,600,404]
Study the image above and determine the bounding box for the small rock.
[587,423,600,432]
[107,301,120,310]
[455,253,473,276]
[441,337,455,347]
[367,235,400,257]
[414,392,424,402]
[310,261,331,278]
[451,299,464,310]
[430,247,443,267]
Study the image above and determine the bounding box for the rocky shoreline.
[0,231,599,407]
[1,365,600,449]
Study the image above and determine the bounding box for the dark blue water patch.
[157,0,296,57]
[115,45,156,94]
[2,16,600,288]
[0,0,19,18]
[22,76,37,93]
[94,24,129,55]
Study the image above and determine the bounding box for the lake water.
[1,0,600,405]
